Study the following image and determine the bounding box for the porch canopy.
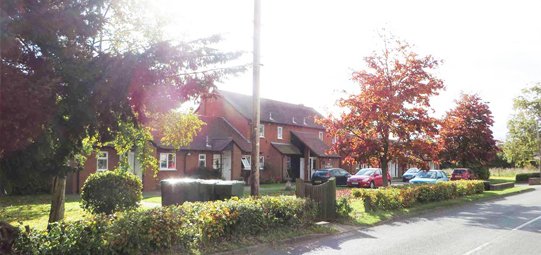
[271,142,302,156]
[291,131,340,158]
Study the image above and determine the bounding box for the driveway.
[263,186,541,255]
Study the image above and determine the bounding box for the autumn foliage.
[319,37,444,186]
[439,94,497,167]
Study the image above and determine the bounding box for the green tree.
[1,0,243,223]
[503,84,541,167]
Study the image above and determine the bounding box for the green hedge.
[13,196,316,254]
[351,180,485,211]
[516,172,541,182]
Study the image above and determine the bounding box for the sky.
[151,0,541,140]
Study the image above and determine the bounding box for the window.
[332,136,337,144]
[259,124,265,138]
[241,155,251,170]
[97,151,108,171]
[318,131,324,141]
[259,156,265,170]
[277,126,283,139]
[198,154,206,167]
[212,154,221,170]
[159,153,176,170]
[241,155,264,170]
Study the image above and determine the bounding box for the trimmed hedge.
[351,180,485,211]
[13,196,316,254]
[516,172,541,182]
[81,170,143,214]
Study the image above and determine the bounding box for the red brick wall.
[197,96,251,138]
[70,148,119,194]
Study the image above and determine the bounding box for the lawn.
[346,186,533,226]
[1,192,162,230]
[489,176,516,184]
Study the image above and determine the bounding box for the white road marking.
[462,214,541,255]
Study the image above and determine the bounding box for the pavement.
[260,185,541,255]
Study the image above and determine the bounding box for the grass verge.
[199,225,334,254]
[489,176,516,184]
[346,186,534,226]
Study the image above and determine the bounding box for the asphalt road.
[265,186,541,255]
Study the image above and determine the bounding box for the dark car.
[402,167,420,182]
[451,168,475,180]
[311,168,351,186]
[347,168,392,188]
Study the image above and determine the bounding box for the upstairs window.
[159,153,176,170]
[259,124,265,138]
[319,131,324,141]
[277,126,283,139]
[198,154,206,167]
[97,151,108,171]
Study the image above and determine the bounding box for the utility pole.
[250,0,261,196]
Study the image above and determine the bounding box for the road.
[265,186,541,255]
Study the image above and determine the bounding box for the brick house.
[67,90,340,193]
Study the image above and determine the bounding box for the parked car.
[451,168,475,180]
[402,167,421,182]
[311,168,351,186]
[347,168,392,188]
[409,170,449,184]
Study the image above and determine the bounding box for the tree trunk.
[381,157,389,187]
[48,175,66,224]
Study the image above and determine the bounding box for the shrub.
[13,196,316,254]
[351,180,485,211]
[516,172,541,182]
[471,166,490,180]
[81,170,142,214]
[336,197,353,217]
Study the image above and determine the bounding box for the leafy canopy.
[319,35,444,185]
[503,84,541,167]
[438,93,497,167]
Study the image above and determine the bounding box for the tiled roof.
[153,116,251,153]
[271,142,302,155]
[291,131,339,158]
[218,90,324,129]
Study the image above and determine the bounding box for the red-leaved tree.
[319,37,444,186]
[439,93,497,169]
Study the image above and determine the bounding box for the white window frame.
[212,154,221,170]
[277,126,283,139]
[332,136,337,144]
[159,153,176,171]
[259,124,265,138]
[241,155,251,170]
[198,154,207,167]
[97,151,108,171]
[319,131,324,141]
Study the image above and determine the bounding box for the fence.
[295,178,336,220]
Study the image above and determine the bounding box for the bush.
[471,166,490,180]
[516,172,540,182]
[336,197,353,217]
[13,196,316,254]
[351,180,485,211]
[81,170,142,214]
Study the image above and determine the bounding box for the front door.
[127,151,143,180]
[300,158,305,180]
[222,150,232,180]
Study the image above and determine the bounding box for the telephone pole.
[250,0,261,196]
